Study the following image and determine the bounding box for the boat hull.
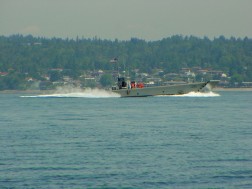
[112,80,219,97]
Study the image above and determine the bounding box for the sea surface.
[0,89,252,189]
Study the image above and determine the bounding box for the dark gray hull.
[112,80,219,97]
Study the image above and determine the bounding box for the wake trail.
[20,87,120,98]
[20,86,220,98]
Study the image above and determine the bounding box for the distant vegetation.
[0,34,252,90]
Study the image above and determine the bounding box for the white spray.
[21,86,121,98]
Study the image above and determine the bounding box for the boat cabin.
[114,77,144,90]
[117,77,127,89]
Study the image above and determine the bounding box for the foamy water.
[155,91,220,97]
[21,87,121,98]
[172,91,220,97]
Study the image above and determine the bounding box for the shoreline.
[0,90,52,94]
[213,87,252,91]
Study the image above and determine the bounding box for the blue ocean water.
[0,90,252,189]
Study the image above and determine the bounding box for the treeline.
[0,34,252,89]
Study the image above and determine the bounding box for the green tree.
[49,71,62,82]
[1,34,252,90]
[100,74,114,87]
[231,73,243,84]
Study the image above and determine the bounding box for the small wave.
[172,91,220,97]
[20,87,120,98]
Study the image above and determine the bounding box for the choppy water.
[0,89,252,188]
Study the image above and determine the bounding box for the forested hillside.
[0,35,252,90]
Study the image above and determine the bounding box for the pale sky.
[1,0,252,40]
